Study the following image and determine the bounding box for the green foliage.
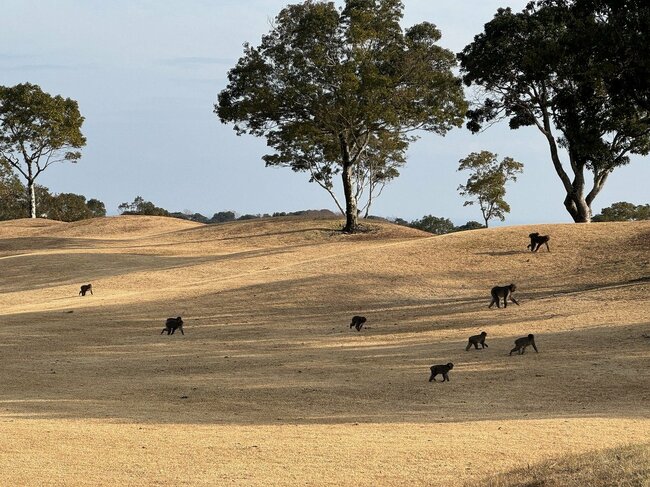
[210,211,236,223]
[169,211,210,223]
[410,215,455,235]
[454,221,485,232]
[404,216,485,234]
[0,83,86,218]
[46,193,93,222]
[458,1,650,223]
[392,217,410,227]
[0,159,26,220]
[457,151,523,227]
[216,0,467,232]
[86,199,107,218]
[118,196,169,216]
[0,161,104,221]
[237,214,261,221]
[593,202,650,222]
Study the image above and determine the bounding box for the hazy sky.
[1,1,648,225]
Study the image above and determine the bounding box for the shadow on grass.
[1,284,648,426]
[0,245,307,293]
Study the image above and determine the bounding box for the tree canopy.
[0,83,86,218]
[119,196,170,216]
[592,201,650,221]
[457,151,523,227]
[216,0,467,232]
[458,0,650,223]
[409,215,455,235]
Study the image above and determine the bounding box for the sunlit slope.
[0,216,648,486]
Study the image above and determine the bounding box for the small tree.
[593,202,650,222]
[118,196,169,216]
[0,83,86,218]
[410,215,455,235]
[457,151,523,227]
[86,198,107,218]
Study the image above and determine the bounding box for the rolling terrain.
[0,216,648,486]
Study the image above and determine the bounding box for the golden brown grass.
[0,216,648,486]
[473,443,650,487]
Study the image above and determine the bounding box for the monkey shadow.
[477,250,529,256]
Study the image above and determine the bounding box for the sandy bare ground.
[0,216,648,486]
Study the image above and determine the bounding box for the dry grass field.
[0,215,648,486]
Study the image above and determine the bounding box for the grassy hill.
[0,216,648,486]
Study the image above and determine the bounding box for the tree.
[216,0,467,233]
[454,221,485,232]
[0,83,86,218]
[0,159,26,220]
[86,198,107,218]
[118,196,169,216]
[210,211,236,223]
[410,215,455,235]
[457,151,523,227]
[47,193,94,222]
[592,201,650,221]
[458,1,650,223]
[576,0,650,113]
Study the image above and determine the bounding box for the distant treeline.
[0,162,105,221]
[1,180,648,230]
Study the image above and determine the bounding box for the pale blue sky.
[1,1,648,224]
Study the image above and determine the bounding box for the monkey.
[161,316,184,335]
[429,363,453,382]
[489,284,519,308]
[79,284,93,296]
[465,331,488,351]
[349,315,367,331]
[527,232,551,252]
[509,334,538,355]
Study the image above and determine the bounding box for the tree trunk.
[28,179,37,219]
[537,103,595,223]
[339,135,358,233]
[341,162,358,232]
[564,193,592,223]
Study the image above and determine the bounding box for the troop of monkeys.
[430,333,538,382]
[429,232,548,382]
[79,231,549,381]
[375,232,548,382]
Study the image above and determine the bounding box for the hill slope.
[0,216,648,486]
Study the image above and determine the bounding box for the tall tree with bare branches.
[0,83,86,218]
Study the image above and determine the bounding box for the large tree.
[0,83,86,218]
[216,0,467,232]
[459,0,650,223]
